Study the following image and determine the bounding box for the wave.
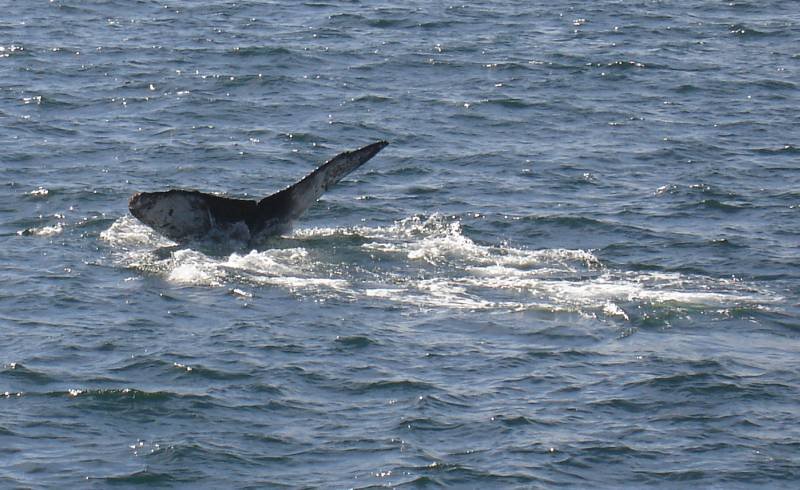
[753,144,799,155]
[94,469,177,486]
[100,214,776,320]
[107,356,251,381]
[1,362,58,385]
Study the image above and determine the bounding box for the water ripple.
[2,0,799,487]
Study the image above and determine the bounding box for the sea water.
[1,1,799,487]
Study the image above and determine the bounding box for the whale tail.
[253,140,389,230]
[129,141,389,243]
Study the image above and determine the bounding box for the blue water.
[2,1,799,487]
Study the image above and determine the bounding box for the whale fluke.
[129,141,388,243]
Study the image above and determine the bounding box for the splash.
[17,223,65,237]
[102,214,773,317]
[101,216,349,291]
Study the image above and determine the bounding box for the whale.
[129,141,388,244]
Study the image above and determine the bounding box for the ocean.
[1,1,799,487]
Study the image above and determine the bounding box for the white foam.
[18,222,64,237]
[101,214,774,315]
[166,249,225,286]
[100,215,175,248]
[360,215,601,271]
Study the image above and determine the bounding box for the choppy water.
[2,1,799,487]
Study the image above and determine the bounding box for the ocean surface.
[1,1,799,487]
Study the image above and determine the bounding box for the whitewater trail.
[101,214,775,318]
